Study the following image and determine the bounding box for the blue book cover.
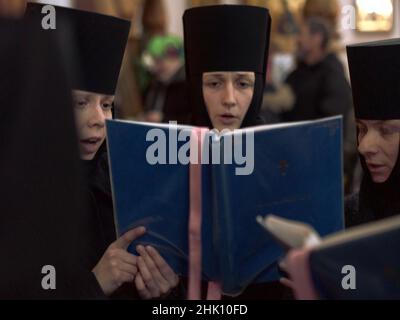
[106,117,344,296]
[309,216,400,300]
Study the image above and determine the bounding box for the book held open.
[258,209,400,299]
[106,116,344,297]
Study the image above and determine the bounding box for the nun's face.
[357,119,400,183]
[73,90,114,161]
[202,72,255,131]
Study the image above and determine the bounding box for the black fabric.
[282,53,352,124]
[355,156,400,225]
[183,5,271,76]
[183,5,271,129]
[347,39,400,120]
[25,2,131,96]
[0,17,103,299]
[344,193,372,228]
[81,148,117,271]
[81,147,135,299]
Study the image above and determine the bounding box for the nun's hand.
[93,227,146,296]
[279,259,294,289]
[146,111,163,123]
[135,245,180,300]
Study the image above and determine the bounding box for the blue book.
[106,117,344,296]
[259,210,400,299]
[309,216,400,300]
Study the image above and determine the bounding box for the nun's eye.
[236,80,252,89]
[75,100,88,109]
[357,125,367,136]
[102,103,113,110]
[380,126,395,136]
[204,81,221,89]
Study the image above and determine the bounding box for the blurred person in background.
[264,15,355,194]
[141,35,189,124]
[136,0,168,97]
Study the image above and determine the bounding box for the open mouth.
[80,137,103,154]
[367,163,385,172]
[219,114,238,125]
[81,137,102,145]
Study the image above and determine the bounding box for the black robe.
[345,176,400,229]
[80,146,137,299]
[0,17,103,299]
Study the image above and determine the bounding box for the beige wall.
[31,0,400,46]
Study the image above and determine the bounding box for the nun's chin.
[371,176,390,184]
[79,148,97,161]
[80,154,96,161]
[212,119,242,132]
[370,171,391,184]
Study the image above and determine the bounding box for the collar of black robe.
[81,143,111,196]
[347,39,400,221]
[24,2,131,96]
[183,5,271,129]
[357,154,400,222]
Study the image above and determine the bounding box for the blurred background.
[2,0,399,195]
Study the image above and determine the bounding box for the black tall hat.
[347,39,400,120]
[183,5,271,128]
[25,2,131,96]
[184,5,271,77]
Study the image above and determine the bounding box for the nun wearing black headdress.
[183,5,292,300]
[345,39,400,228]
[25,3,180,299]
[184,5,268,131]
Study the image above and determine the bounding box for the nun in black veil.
[24,3,180,299]
[345,39,400,228]
[183,5,293,300]
[184,5,268,132]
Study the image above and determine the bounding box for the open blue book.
[259,213,400,299]
[106,116,344,297]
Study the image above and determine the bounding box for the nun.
[345,39,400,228]
[184,5,270,132]
[183,5,293,300]
[25,3,180,299]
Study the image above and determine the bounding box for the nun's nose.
[88,104,106,128]
[222,82,236,108]
[358,130,379,157]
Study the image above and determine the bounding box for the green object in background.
[138,35,185,92]
[146,35,184,60]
